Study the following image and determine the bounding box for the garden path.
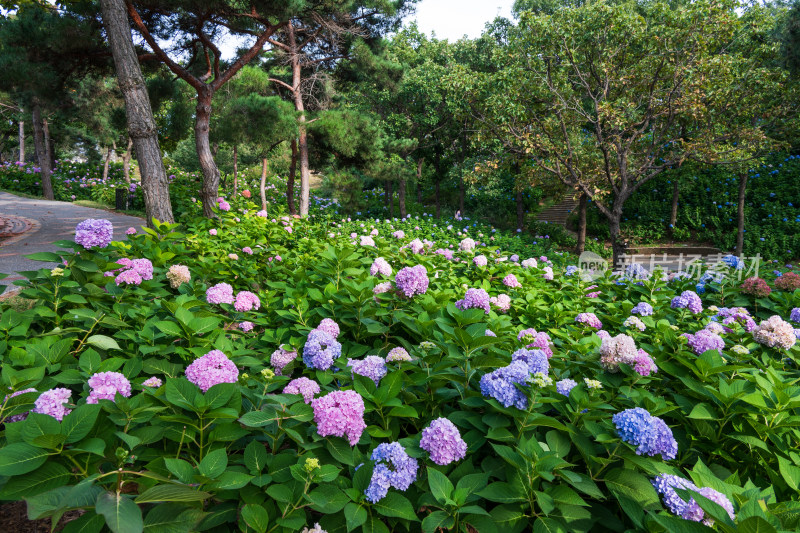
[0,192,143,293]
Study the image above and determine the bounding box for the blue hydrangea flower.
[556,378,577,397]
[303,330,342,370]
[612,407,677,460]
[364,442,419,503]
[631,302,654,316]
[511,348,549,375]
[480,361,532,409]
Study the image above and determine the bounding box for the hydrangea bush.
[0,207,798,533]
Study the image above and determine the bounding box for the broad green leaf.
[134,484,211,503]
[62,404,101,444]
[0,442,50,475]
[241,504,269,533]
[374,492,418,521]
[197,448,227,479]
[86,335,121,352]
[95,491,144,533]
[427,468,454,504]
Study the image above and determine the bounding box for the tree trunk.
[31,103,54,200]
[736,171,747,257]
[458,176,465,214]
[260,157,268,213]
[122,137,132,184]
[434,180,441,218]
[398,178,407,218]
[669,176,680,238]
[100,0,173,225]
[47,125,56,171]
[18,118,24,164]
[516,189,524,230]
[416,158,424,204]
[576,193,588,255]
[609,209,626,270]
[388,181,394,218]
[102,146,112,181]
[232,145,238,196]
[287,139,297,215]
[286,23,311,217]
[195,88,220,218]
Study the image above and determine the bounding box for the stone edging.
[0,214,42,247]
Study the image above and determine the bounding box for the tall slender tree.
[100,0,174,224]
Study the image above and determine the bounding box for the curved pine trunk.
[196,89,220,218]
[100,0,173,225]
[31,103,54,200]
[576,193,587,254]
[287,139,297,215]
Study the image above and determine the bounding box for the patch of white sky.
[213,0,517,60]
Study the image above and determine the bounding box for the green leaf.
[0,462,70,499]
[61,512,106,533]
[421,511,454,533]
[204,383,234,410]
[244,441,269,473]
[204,471,253,490]
[95,491,144,533]
[22,413,61,446]
[164,459,195,484]
[164,379,197,410]
[241,504,269,533]
[62,404,101,444]
[533,517,568,533]
[0,442,50,475]
[427,468,454,504]
[143,504,205,533]
[238,410,275,427]
[197,448,227,479]
[344,502,368,530]
[134,484,211,503]
[374,492,418,521]
[306,485,348,513]
[155,321,184,338]
[477,482,527,503]
[778,456,800,492]
[86,335,120,352]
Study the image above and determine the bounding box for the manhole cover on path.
[0,214,40,246]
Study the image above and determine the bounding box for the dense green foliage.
[0,198,799,531]
[589,154,800,259]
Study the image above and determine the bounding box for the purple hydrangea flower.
[206,283,234,305]
[303,330,342,370]
[791,308,800,323]
[370,257,392,277]
[142,377,163,388]
[234,291,261,312]
[316,318,340,339]
[485,329,497,337]
[455,288,491,314]
[473,255,488,267]
[395,265,429,298]
[239,321,254,332]
[511,348,549,375]
[364,442,419,503]
[652,474,735,526]
[4,388,37,422]
[420,417,467,465]
[556,378,577,397]
[683,329,725,355]
[115,269,142,286]
[312,390,366,446]
[129,258,153,280]
[480,360,532,409]
[633,349,658,377]
[631,302,654,316]
[490,294,511,312]
[575,312,602,329]
[87,371,131,404]
[284,377,321,403]
[517,329,554,358]
[386,347,412,362]
[185,350,239,392]
[565,265,579,276]
[348,356,388,386]
[671,291,703,314]
[612,407,677,460]
[75,219,113,249]
[271,347,297,375]
[33,388,72,421]
[503,274,521,288]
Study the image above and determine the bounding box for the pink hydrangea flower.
[143,377,163,388]
[185,350,239,392]
[312,390,366,446]
[242,247,253,255]
[234,291,261,312]
[420,417,467,465]
[284,377,321,404]
[33,388,72,421]
[87,371,132,404]
[207,283,234,305]
[503,274,521,288]
[209,229,217,236]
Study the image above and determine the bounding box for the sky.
[407,0,516,41]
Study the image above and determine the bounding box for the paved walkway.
[0,192,144,292]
